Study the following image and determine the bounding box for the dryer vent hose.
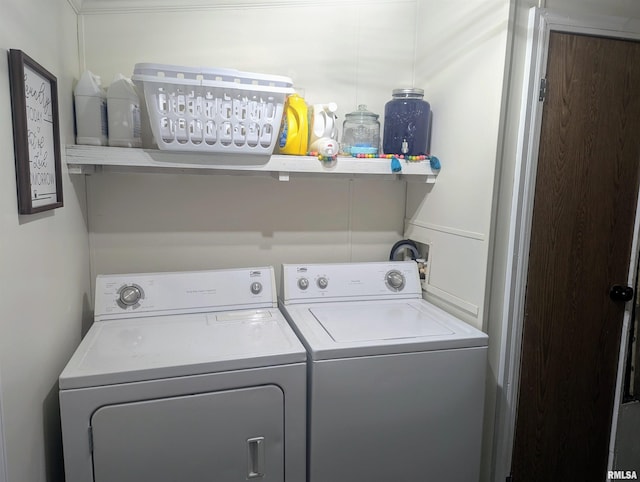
[389,239,419,261]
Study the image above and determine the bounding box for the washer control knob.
[298,278,309,290]
[385,270,406,292]
[118,284,143,308]
[250,282,263,295]
[317,277,329,290]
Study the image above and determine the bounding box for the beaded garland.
[307,151,338,162]
[306,152,429,162]
[305,151,440,171]
[352,153,428,161]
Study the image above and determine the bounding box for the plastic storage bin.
[132,63,294,154]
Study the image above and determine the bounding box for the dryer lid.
[59,308,306,390]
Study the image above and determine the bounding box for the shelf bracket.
[403,174,437,184]
[67,164,96,175]
[277,171,290,182]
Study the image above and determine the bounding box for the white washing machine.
[279,261,488,482]
[59,267,306,482]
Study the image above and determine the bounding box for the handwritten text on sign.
[24,65,57,207]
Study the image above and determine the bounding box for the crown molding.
[66,0,82,13]
[76,0,407,14]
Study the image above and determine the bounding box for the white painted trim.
[491,8,547,481]
[0,373,7,482]
[76,0,411,15]
[494,7,640,481]
[423,284,479,316]
[405,219,485,241]
[65,0,80,14]
[609,183,640,469]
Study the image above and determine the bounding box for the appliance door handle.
[247,437,265,478]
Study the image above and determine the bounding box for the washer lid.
[310,304,454,342]
[282,299,488,360]
[59,308,306,390]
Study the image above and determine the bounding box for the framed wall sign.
[8,49,63,214]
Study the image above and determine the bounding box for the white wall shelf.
[65,145,439,183]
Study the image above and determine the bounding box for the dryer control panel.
[281,261,421,304]
[95,267,277,320]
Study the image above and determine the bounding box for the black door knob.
[610,285,634,302]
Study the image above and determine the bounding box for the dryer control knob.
[250,282,263,295]
[298,278,309,290]
[385,270,406,292]
[118,284,143,308]
[317,277,329,289]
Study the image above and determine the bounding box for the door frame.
[493,7,640,481]
[0,371,7,482]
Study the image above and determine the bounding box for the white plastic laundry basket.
[132,63,294,154]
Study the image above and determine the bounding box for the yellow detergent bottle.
[276,93,309,155]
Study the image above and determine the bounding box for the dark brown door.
[511,32,640,481]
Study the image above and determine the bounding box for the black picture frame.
[8,49,63,214]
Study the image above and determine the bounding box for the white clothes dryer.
[279,261,488,482]
[59,267,306,482]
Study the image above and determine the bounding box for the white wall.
[406,0,510,330]
[78,1,418,284]
[0,1,91,482]
[86,174,407,281]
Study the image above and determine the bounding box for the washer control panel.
[95,267,277,320]
[282,261,421,303]
[295,273,331,292]
[385,270,406,292]
[116,283,145,309]
[316,276,329,290]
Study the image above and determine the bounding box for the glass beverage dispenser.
[382,88,431,156]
